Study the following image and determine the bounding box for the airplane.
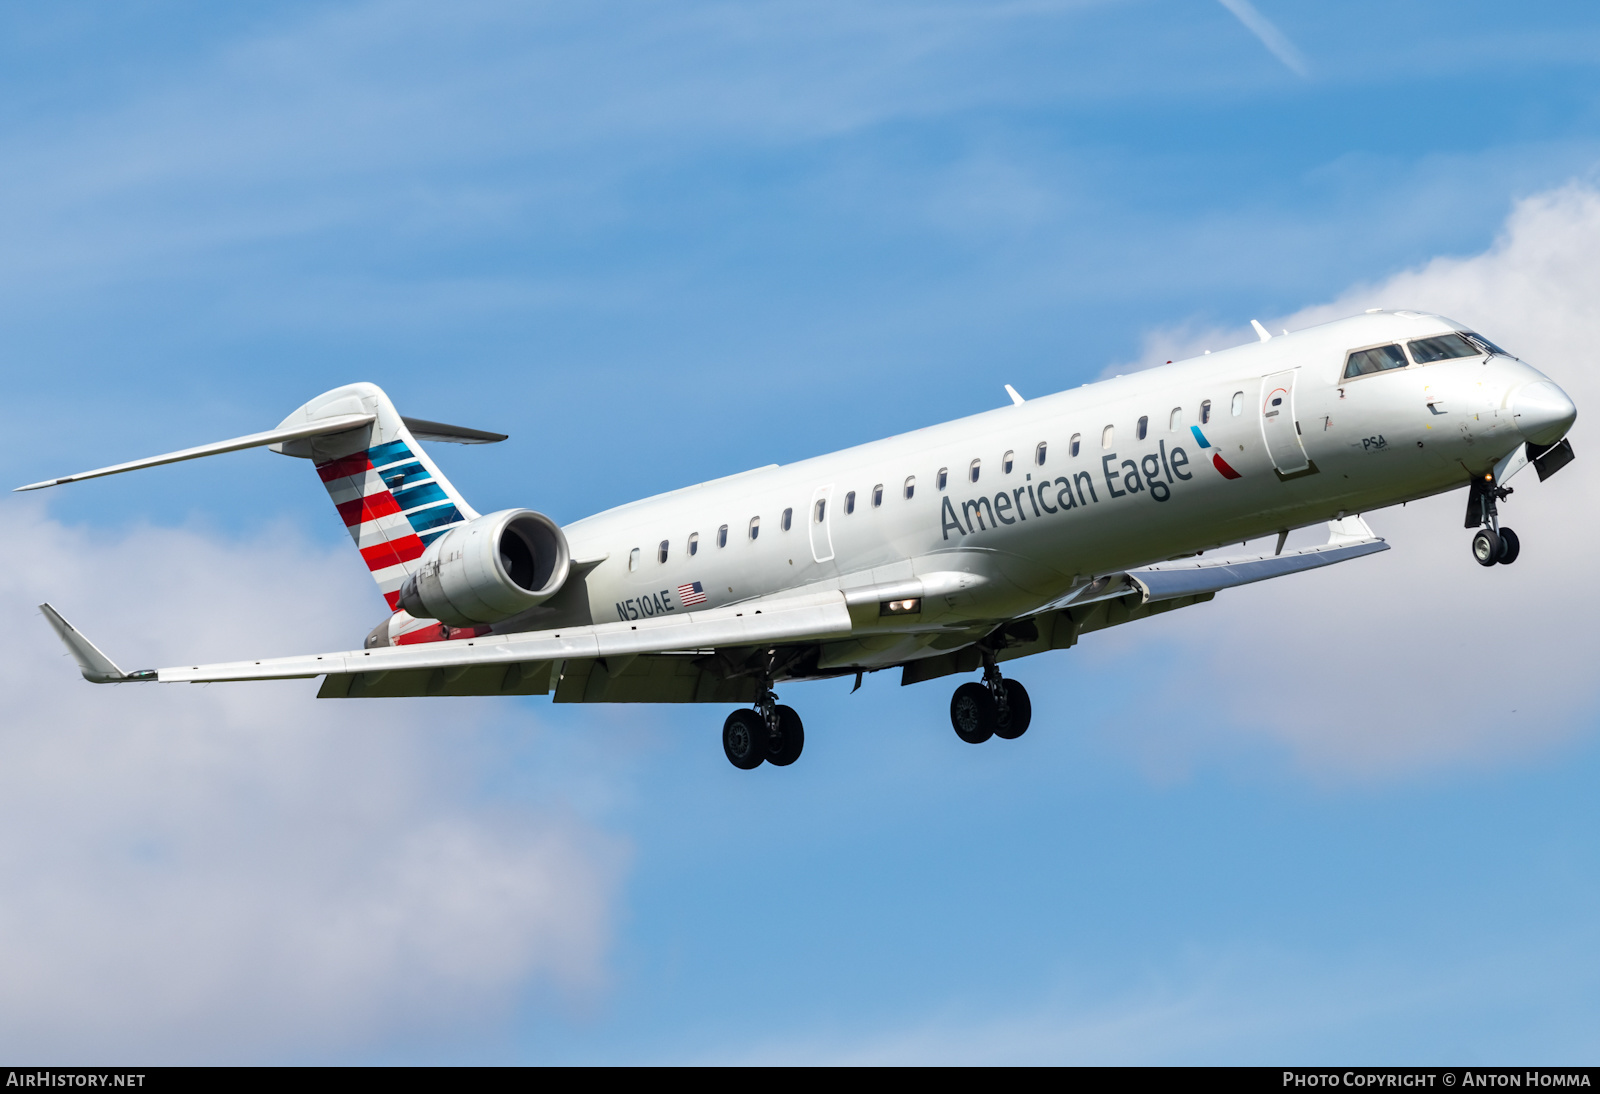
[22,309,1577,769]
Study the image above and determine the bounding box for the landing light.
[880,598,922,616]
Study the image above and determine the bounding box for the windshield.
[1344,343,1407,379]
[1409,333,1479,363]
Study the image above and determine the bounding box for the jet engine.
[397,508,571,627]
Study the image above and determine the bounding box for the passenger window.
[1035,442,1047,466]
[872,484,884,507]
[1409,333,1481,363]
[717,525,728,548]
[1343,344,1407,379]
[1003,450,1014,474]
[1231,392,1243,416]
[781,508,792,531]
[937,467,948,490]
[1200,399,1211,425]
[1169,408,1182,431]
[969,459,981,483]
[749,516,760,540]
[658,540,669,564]
[1101,425,1114,449]
[904,475,915,500]
[1137,416,1148,441]
[814,499,826,523]
[845,491,856,514]
[688,532,699,556]
[1070,433,1081,457]
[629,547,640,572]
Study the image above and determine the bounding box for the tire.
[767,705,805,767]
[722,708,766,769]
[1497,527,1521,565]
[1471,528,1502,567]
[950,682,996,744]
[994,679,1032,739]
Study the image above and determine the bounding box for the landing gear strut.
[722,678,804,770]
[949,649,1031,744]
[1465,478,1520,567]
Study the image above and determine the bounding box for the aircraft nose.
[1512,380,1577,446]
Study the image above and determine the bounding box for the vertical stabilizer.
[272,383,481,610]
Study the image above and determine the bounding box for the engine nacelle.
[398,509,571,627]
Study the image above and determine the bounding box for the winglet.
[38,604,146,683]
[1004,384,1025,406]
[1251,319,1273,342]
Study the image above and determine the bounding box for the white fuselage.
[529,311,1559,671]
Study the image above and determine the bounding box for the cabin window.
[657,540,669,564]
[1070,433,1081,457]
[845,491,856,514]
[1231,392,1244,416]
[1200,399,1211,424]
[1169,408,1182,431]
[969,459,981,483]
[904,475,915,500]
[749,516,760,540]
[937,467,948,490]
[814,499,826,523]
[1002,450,1015,474]
[1035,442,1047,466]
[717,525,728,548]
[781,507,793,531]
[1343,343,1407,379]
[872,484,884,507]
[628,547,640,572]
[688,532,699,556]
[1101,425,1114,449]
[1136,416,1148,441]
[1409,333,1481,363]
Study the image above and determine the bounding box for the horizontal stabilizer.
[38,603,148,683]
[133,590,854,685]
[14,413,375,492]
[400,417,507,445]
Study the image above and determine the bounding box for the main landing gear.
[949,650,1031,745]
[722,684,804,770]
[1465,478,1521,568]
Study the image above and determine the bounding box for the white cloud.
[0,504,625,1060]
[1107,183,1600,777]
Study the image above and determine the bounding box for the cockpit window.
[1343,344,1407,379]
[1409,333,1482,364]
[1464,332,1509,357]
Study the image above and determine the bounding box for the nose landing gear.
[949,649,1032,744]
[1465,478,1520,567]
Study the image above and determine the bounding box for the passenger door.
[1259,369,1310,474]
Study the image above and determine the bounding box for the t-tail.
[15,381,508,614]
[273,383,486,610]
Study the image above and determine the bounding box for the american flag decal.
[678,581,707,607]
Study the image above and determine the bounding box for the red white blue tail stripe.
[316,437,472,610]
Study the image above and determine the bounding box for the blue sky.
[4,0,1600,1063]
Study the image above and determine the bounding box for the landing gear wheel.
[1472,528,1502,568]
[951,682,997,744]
[766,705,805,766]
[993,679,1032,739]
[722,708,766,769]
[1497,527,1520,565]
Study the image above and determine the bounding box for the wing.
[41,590,854,693]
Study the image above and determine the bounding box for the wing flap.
[154,591,854,684]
